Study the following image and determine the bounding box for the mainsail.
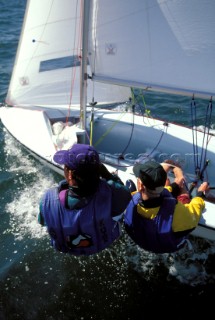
[89,0,215,98]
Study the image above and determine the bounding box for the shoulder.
[107,179,130,194]
[165,186,172,193]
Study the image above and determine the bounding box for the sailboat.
[1,0,215,242]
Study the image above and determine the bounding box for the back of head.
[54,144,101,196]
[133,160,167,196]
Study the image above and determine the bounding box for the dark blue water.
[0,1,215,319]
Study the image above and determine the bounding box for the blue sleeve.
[107,180,132,216]
[38,199,46,226]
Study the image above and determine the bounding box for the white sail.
[89,0,215,98]
[6,0,130,108]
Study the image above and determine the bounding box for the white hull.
[1,104,215,242]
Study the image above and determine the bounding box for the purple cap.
[53,144,100,175]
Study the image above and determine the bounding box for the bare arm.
[161,160,185,187]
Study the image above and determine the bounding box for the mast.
[80,0,91,140]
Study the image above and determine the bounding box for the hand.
[161,159,181,173]
[197,182,210,192]
[174,177,185,189]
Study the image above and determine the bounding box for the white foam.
[3,131,57,240]
[124,233,215,285]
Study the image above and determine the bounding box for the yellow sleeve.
[165,186,172,193]
[172,197,205,232]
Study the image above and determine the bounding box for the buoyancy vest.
[124,189,190,253]
[42,180,120,256]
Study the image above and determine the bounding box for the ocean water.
[0,1,215,319]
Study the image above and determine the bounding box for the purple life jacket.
[124,189,189,253]
[41,180,121,256]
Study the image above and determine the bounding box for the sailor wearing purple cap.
[124,160,208,253]
[38,144,131,256]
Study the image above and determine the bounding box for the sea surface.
[0,1,215,319]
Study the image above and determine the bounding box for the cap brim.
[53,150,67,165]
[133,163,144,177]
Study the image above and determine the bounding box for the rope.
[138,88,150,117]
[93,111,127,148]
[94,88,156,159]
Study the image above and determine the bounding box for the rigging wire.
[191,96,199,172]
[118,88,167,160]
[94,89,168,171]
[189,96,213,195]
[199,98,213,170]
